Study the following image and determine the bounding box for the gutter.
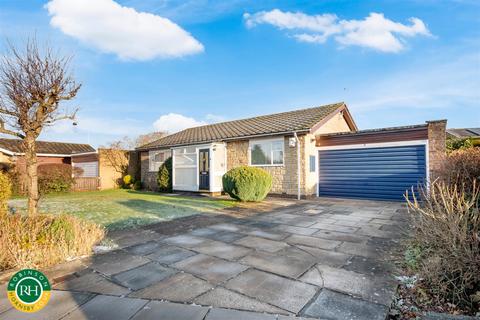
[0,148,97,158]
[293,132,301,201]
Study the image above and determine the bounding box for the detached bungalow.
[137,102,446,200]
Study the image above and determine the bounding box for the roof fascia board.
[0,147,14,156]
[309,103,355,134]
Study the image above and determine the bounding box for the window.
[250,138,284,166]
[309,155,316,173]
[149,150,169,172]
[73,162,99,177]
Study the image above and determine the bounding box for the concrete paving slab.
[356,226,398,238]
[240,248,315,278]
[189,227,221,237]
[300,264,396,306]
[190,239,252,260]
[124,240,164,256]
[54,271,130,295]
[286,234,341,250]
[0,290,94,320]
[205,308,277,320]
[146,245,196,265]
[131,301,209,320]
[86,250,150,276]
[313,230,369,243]
[129,272,213,302]
[162,234,210,248]
[273,224,319,236]
[296,245,351,267]
[172,254,248,283]
[205,231,247,243]
[209,223,242,232]
[225,269,317,313]
[310,223,358,233]
[302,289,388,320]
[112,262,177,290]
[195,287,288,315]
[112,230,161,248]
[241,228,290,240]
[0,283,11,314]
[235,236,289,253]
[62,295,147,320]
[343,255,393,276]
[336,242,381,259]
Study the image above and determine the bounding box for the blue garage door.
[318,145,427,201]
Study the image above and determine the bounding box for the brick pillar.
[426,120,447,181]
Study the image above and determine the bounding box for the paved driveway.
[0,198,408,320]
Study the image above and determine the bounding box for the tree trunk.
[24,134,39,215]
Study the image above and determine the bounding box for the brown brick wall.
[226,136,303,195]
[140,151,158,191]
[427,120,447,180]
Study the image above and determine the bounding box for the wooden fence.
[73,177,100,191]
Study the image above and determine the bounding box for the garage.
[315,123,440,201]
[318,144,427,200]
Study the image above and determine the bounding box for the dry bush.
[0,171,11,215]
[0,214,104,271]
[441,148,480,194]
[406,181,480,313]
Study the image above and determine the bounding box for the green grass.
[8,189,237,230]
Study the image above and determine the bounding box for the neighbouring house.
[446,127,480,139]
[0,138,99,191]
[137,102,447,201]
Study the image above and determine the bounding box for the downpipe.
[293,132,301,200]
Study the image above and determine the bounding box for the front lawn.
[8,189,237,230]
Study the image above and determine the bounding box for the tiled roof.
[139,102,345,149]
[447,128,480,138]
[0,138,95,155]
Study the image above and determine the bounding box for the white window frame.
[149,150,168,172]
[248,137,285,167]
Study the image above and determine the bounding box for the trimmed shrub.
[38,163,74,194]
[406,181,480,313]
[0,213,104,271]
[157,157,172,192]
[123,175,133,187]
[0,171,11,215]
[222,166,272,202]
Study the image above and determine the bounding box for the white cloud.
[153,113,207,133]
[244,10,431,52]
[45,0,204,60]
[205,114,226,122]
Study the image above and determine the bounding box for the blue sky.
[0,0,479,147]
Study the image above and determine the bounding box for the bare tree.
[99,140,129,177]
[0,39,80,215]
[135,131,167,148]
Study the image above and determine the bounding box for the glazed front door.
[199,149,210,190]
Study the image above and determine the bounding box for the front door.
[198,149,210,190]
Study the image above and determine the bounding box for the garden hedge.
[222,166,272,202]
